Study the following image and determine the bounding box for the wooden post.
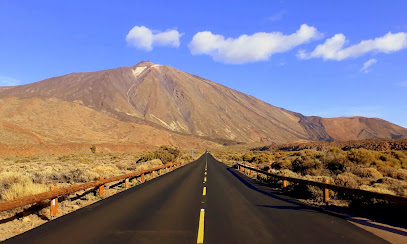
[50,186,58,220]
[99,177,104,197]
[124,178,129,188]
[282,174,287,188]
[323,180,329,204]
[141,173,145,183]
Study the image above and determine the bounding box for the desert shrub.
[351,167,383,179]
[271,159,292,170]
[292,156,322,175]
[335,172,359,188]
[90,145,96,153]
[378,166,407,180]
[323,147,349,174]
[347,149,377,166]
[138,146,180,164]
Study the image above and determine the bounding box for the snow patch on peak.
[132,66,147,77]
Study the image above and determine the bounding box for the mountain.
[0,61,406,151]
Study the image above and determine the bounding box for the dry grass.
[0,148,192,201]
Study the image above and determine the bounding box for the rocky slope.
[0,61,406,146]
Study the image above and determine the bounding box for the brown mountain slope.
[0,97,221,151]
[0,61,406,143]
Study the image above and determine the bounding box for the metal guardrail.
[237,163,407,205]
[0,162,184,213]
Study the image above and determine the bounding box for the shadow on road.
[226,166,407,237]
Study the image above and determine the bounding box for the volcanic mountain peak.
[0,62,406,144]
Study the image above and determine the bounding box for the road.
[5,153,387,243]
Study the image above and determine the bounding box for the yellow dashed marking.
[203,186,206,196]
[204,177,207,182]
[197,209,205,243]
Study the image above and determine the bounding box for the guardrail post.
[124,178,129,188]
[99,177,104,197]
[50,186,58,220]
[323,180,329,205]
[282,174,287,188]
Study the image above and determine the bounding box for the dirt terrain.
[255,138,407,152]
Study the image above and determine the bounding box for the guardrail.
[236,163,407,205]
[0,161,184,217]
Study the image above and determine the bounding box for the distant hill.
[0,61,406,152]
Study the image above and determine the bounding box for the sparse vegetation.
[0,146,189,202]
[212,147,407,199]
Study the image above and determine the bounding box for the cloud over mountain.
[126,26,183,51]
[188,24,322,64]
[298,32,407,60]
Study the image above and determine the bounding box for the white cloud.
[188,24,323,64]
[360,59,377,73]
[0,75,20,86]
[396,81,407,87]
[298,32,407,60]
[126,26,183,51]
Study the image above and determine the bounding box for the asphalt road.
[5,153,387,243]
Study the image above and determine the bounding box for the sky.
[0,0,406,128]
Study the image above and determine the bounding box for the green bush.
[138,146,181,164]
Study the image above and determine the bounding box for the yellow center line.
[202,186,206,196]
[204,172,207,175]
[204,177,206,183]
[197,209,205,243]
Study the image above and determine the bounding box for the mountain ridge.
[0,61,406,146]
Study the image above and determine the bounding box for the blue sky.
[1,0,406,128]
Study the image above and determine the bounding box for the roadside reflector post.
[237,165,240,171]
[282,174,287,188]
[124,178,129,188]
[99,177,104,197]
[323,180,329,205]
[160,168,163,175]
[267,170,271,181]
[257,168,260,177]
[152,171,155,178]
[250,168,252,176]
[50,186,58,220]
[141,173,145,183]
